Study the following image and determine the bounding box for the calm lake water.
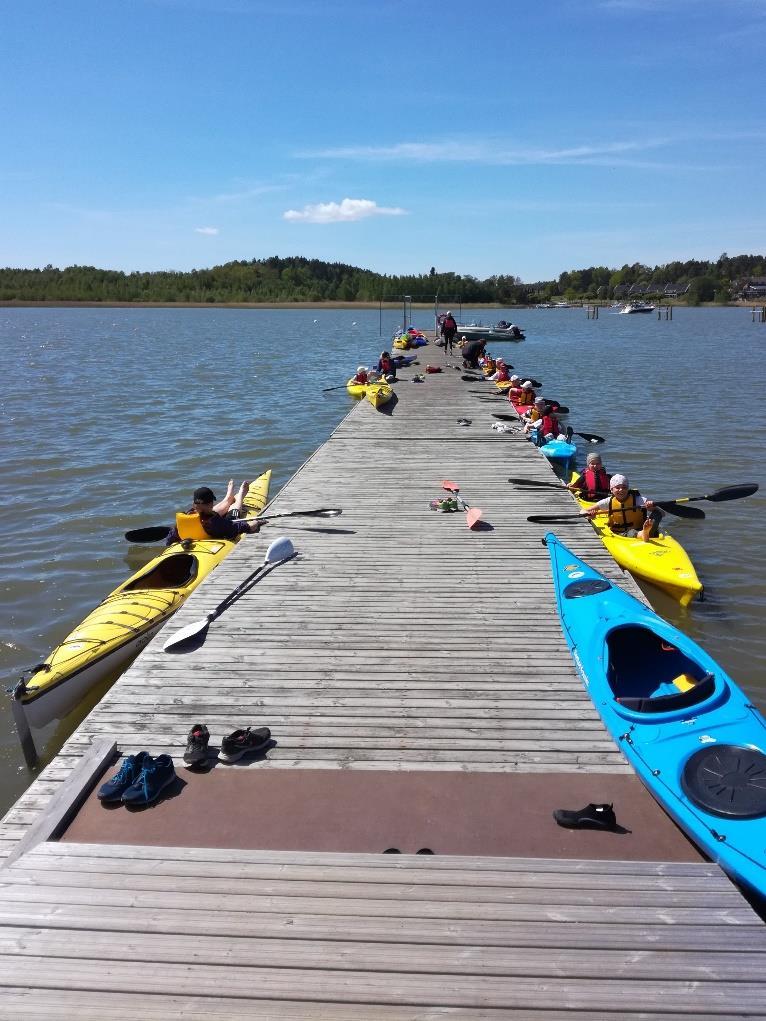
[1,306,764,815]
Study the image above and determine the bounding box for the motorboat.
[457,321,525,342]
[619,302,656,314]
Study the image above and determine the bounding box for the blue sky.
[1,0,764,281]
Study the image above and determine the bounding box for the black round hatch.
[681,744,766,819]
[563,578,611,599]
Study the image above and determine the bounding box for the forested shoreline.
[0,253,763,305]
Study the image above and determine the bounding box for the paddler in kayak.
[523,398,566,446]
[510,379,537,406]
[352,365,369,385]
[581,473,664,542]
[165,483,262,545]
[568,452,611,500]
[486,357,510,383]
[376,351,397,382]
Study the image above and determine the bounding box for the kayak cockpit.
[606,624,716,715]
[123,553,199,592]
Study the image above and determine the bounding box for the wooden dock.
[2,355,765,1017]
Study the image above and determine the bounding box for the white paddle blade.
[163,615,211,652]
[265,536,295,563]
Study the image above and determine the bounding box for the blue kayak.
[546,532,766,899]
[538,436,576,466]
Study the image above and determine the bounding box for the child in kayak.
[511,380,536,406]
[351,366,369,385]
[581,474,664,542]
[523,400,565,445]
[486,358,510,383]
[568,452,611,500]
[166,483,261,544]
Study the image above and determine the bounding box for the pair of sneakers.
[98,751,177,807]
[184,723,272,765]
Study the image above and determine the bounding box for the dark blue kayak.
[546,532,766,899]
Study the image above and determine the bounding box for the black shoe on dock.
[183,724,210,765]
[553,803,617,830]
[219,726,272,763]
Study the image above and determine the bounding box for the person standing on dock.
[441,311,458,353]
[581,474,664,542]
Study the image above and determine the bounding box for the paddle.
[654,483,759,506]
[125,525,174,543]
[322,383,353,393]
[163,537,297,652]
[125,508,343,544]
[507,478,706,518]
[442,480,483,529]
[573,431,606,445]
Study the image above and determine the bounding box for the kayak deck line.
[3,342,765,1017]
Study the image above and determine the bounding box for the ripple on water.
[0,306,764,812]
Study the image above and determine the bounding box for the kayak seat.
[617,673,715,714]
[124,553,198,592]
[606,625,705,702]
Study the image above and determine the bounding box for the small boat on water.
[546,532,766,900]
[619,302,655,314]
[458,322,525,341]
[11,471,272,730]
[570,472,703,606]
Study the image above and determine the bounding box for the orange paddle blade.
[466,508,483,529]
[442,480,460,493]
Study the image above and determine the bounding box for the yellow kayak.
[13,471,271,729]
[571,473,703,606]
[346,379,393,409]
[366,381,393,409]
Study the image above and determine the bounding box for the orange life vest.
[608,490,646,532]
[175,511,210,540]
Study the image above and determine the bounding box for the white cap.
[534,397,546,406]
[522,380,533,388]
[586,452,602,464]
[610,473,629,489]
[510,374,520,381]
[496,358,505,365]
[357,365,367,373]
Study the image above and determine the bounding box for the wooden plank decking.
[1,354,765,1017]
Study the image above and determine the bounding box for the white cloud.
[194,226,219,235]
[283,198,407,223]
[297,139,678,169]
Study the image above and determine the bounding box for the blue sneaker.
[121,754,177,806]
[98,752,153,803]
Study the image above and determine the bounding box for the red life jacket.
[581,466,610,499]
[496,366,510,382]
[540,413,561,437]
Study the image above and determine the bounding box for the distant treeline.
[0,253,763,304]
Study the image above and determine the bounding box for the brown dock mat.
[62,767,705,862]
